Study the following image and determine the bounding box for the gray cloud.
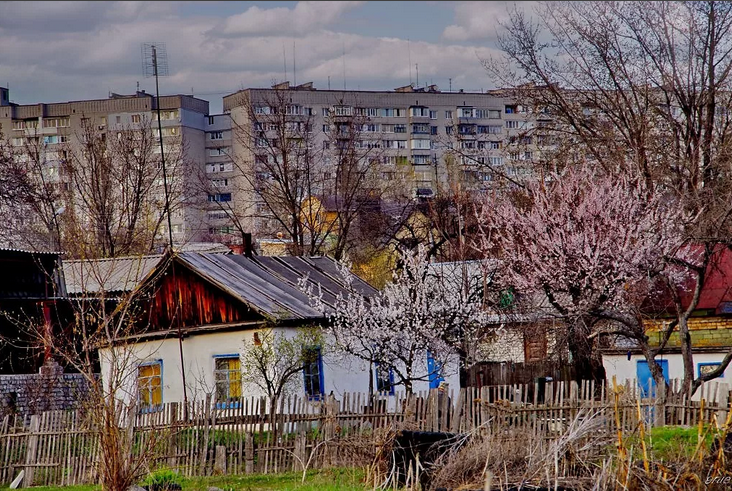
[212,1,365,38]
[0,1,505,114]
[442,1,537,43]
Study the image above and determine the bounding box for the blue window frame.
[698,362,724,379]
[213,354,242,409]
[427,352,444,390]
[137,360,163,413]
[303,347,324,400]
[375,363,395,395]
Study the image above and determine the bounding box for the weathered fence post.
[22,414,40,487]
[214,445,226,475]
[200,393,212,475]
[244,432,254,474]
[167,402,179,469]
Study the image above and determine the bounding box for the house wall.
[99,327,460,408]
[645,317,732,347]
[602,352,732,401]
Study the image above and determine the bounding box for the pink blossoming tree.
[477,165,692,391]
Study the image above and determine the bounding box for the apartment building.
[202,113,237,239]
[219,81,548,244]
[0,89,211,249]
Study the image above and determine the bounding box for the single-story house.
[63,251,460,410]
[426,260,565,387]
[602,245,732,398]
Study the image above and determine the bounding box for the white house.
[63,252,460,411]
[602,245,732,400]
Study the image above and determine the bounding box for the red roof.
[650,244,732,314]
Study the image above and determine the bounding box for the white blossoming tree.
[306,246,491,395]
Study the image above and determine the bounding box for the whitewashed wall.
[602,351,732,401]
[99,327,461,408]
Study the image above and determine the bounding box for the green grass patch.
[624,425,716,461]
[9,468,367,491]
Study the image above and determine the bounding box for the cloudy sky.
[0,1,530,114]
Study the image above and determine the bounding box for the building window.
[445,110,453,119]
[698,362,724,378]
[303,347,324,400]
[505,120,519,129]
[131,114,142,124]
[375,364,395,395]
[138,361,162,412]
[210,131,223,140]
[429,110,438,119]
[445,126,453,135]
[208,116,215,125]
[209,147,229,156]
[208,193,232,202]
[214,355,242,408]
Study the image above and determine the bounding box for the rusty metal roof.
[62,255,164,295]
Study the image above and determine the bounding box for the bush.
[142,468,183,491]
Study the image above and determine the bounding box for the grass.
[14,468,367,491]
[624,424,716,461]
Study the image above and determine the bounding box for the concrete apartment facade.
[0,89,213,247]
[220,82,547,246]
[0,82,548,252]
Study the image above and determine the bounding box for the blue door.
[427,352,444,389]
[636,360,669,397]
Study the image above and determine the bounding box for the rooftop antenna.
[342,42,347,90]
[328,76,331,90]
[142,41,189,416]
[293,41,297,87]
[282,43,287,83]
[408,38,412,85]
[449,78,452,92]
[136,81,140,92]
[416,63,419,88]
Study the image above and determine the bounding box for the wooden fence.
[1,378,730,487]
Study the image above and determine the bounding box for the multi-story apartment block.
[0,82,551,253]
[0,89,211,250]
[220,81,547,244]
[202,113,236,239]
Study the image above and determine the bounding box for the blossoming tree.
[477,165,691,389]
[306,245,490,394]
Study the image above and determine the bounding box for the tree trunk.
[567,327,605,385]
[678,316,695,397]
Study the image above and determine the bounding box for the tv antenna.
[141,41,189,414]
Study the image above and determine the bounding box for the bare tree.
[239,326,323,432]
[487,0,732,396]
[5,254,175,491]
[0,131,64,250]
[61,116,185,258]
[228,88,397,259]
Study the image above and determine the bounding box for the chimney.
[243,233,254,258]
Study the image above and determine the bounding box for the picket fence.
[1,378,730,488]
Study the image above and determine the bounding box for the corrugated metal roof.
[62,255,164,295]
[176,253,377,321]
[62,252,377,321]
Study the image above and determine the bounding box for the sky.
[0,1,533,114]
